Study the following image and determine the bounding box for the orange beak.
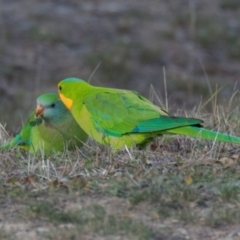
[35,104,44,116]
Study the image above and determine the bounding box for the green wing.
[83,91,202,137]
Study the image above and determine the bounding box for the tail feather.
[0,140,18,150]
[166,126,240,144]
[0,134,29,151]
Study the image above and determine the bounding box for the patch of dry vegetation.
[0,92,240,239]
[0,1,240,239]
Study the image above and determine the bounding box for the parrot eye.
[59,86,62,91]
[51,103,56,107]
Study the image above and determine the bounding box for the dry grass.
[0,1,240,239]
[0,92,240,239]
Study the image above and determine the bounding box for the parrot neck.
[78,84,103,99]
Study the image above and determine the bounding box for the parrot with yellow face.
[58,78,240,151]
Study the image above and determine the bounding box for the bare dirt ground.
[0,0,240,239]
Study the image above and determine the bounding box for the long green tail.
[166,126,240,144]
[0,134,29,151]
[0,139,18,150]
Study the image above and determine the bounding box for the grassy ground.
[0,92,240,239]
[0,0,240,239]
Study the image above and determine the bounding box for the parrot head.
[58,77,86,110]
[35,93,68,123]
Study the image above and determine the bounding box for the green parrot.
[58,78,240,151]
[0,93,88,155]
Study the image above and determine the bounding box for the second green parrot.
[58,78,240,151]
[0,93,88,155]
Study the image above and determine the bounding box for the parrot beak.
[35,104,44,117]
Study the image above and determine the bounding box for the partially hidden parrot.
[57,78,240,151]
[0,93,88,155]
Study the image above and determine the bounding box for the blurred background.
[0,0,239,133]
